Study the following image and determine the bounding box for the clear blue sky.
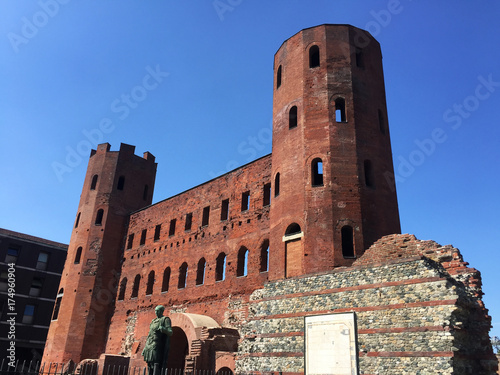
[1,1,499,338]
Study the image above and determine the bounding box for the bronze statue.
[142,305,173,375]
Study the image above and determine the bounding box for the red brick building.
[42,25,497,374]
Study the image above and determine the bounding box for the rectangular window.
[127,233,134,249]
[185,213,193,231]
[169,219,176,236]
[221,199,229,221]
[263,183,271,206]
[36,252,49,271]
[0,272,7,292]
[140,229,147,245]
[154,224,162,242]
[22,304,35,324]
[202,206,210,227]
[5,247,19,264]
[29,278,43,297]
[241,191,250,211]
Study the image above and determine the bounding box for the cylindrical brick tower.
[269,24,400,280]
[42,143,157,364]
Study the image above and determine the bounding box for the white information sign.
[305,313,358,375]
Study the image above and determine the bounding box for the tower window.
[154,224,162,241]
[74,247,82,264]
[355,48,364,68]
[221,199,229,221]
[335,98,346,123]
[146,271,155,295]
[341,225,355,258]
[274,173,280,197]
[237,247,249,277]
[260,240,269,273]
[263,183,271,207]
[178,262,188,289]
[143,185,149,201]
[118,278,127,300]
[276,65,282,89]
[309,45,320,68]
[312,158,324,187]
[74,212,81,228]
[202,206,210,227]
[131,275,140,298]
[378,109,386,135]
[289,106,298,129]
[127,233,134,249]
[162,267,171,292]
[185,213,193,231]
[285,223,302,236]
[117,176,125,190]
[90,175,98,190]
[215,253,226,281]
[241,191,250,211]
[95,209,104,225]
[169,219,176,236]
[196,258,206,285]
[52,288,64,320]
[140,229,147,245]
[364,160,374,188]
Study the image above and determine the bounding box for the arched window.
[285,223,302,236]
[131,274,140,298]
[52,288,64,320]
[263,183,271,207]
[311,158,324,186]
[196,258,206,285]
[95,209,104,225]
[378,109,386,135]
[334,98,346,123]
[118,278,127,301]
[260,240,269,272]
[90,175,98,190]
[117,176,125,190]
[237,247,249,277]
[74,247,82,264]
[178,263,188,289]
[289,106,298,129]
[215,253,226,281]
[364,160,374,188]
[146,271,155,295]
[274,173,280,197]
[309,45,320,68]
[143,185,149,201]
[162,267,171,292]
[74,212,81,228]
[341,225,355,258]
[276,65,282,89]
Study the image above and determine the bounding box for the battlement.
[89,142,156,163]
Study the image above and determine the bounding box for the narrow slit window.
[169,219,176,236]
[154,224,162,241]
[117,176,125,191]
[215,253,226,281]
[52,289,64,320]
[131,275,140,298]
[274,173,280,197]
[237,247,249,277]
[185,213,193,231]
[309,45,320,68]
[140,229,147,245]
[289,106,298,129]
[312,158,324,186]
[364,160,374,188]
[378,109,386,135]
[118,278,127,300]
[143,185,149,201]
[202,206,210,227]
[178,263,188,289]
[162,267,171,292]
[74,247,82,264]
[260,240,269,273]
[74,212,81,228]
[341,226,355,258]
[276,65,282,89]
[127,233,134,249]
[146,271,155,295]
[355,48,364,68]
[221,199,229,221]
[95,209,104,225]
[241,191,250,211]
[90,175,98,190]
[196,258,206,285]
[263,183,271,207]
[335,98,346,123]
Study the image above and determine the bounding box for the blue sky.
[1,1,499,338]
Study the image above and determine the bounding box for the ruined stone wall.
[236,236,498,374]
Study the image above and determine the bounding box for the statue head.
[155,305,165,317]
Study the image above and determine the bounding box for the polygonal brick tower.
[269,25,401,280]
[42,143,157,364]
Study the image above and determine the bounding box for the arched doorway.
[166,327,189,371]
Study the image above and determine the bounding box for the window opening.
[36,252,49,270]
[335,98,346,123]
[341,226,355,258]
[202,206,210,227]
[285,223,302,236]
[95,209,104,225]
[241,191,250,211]
[162,267,171,292]
[127,234,134,249]
[260,240,269,272]
[52,289,63,320]
[378,109,386,135]
[143,185,149,201]
[185,213,193,231]
[74,212,81,228]
[140,229,147,245]
[221,199,229,221]
[154,225,161,242]
[274,173,280,197]
[169,220,176,236]
[355,48,364,68]
[263,183,271,206]
[289,106,298,129]
[90,175,98,190]
[117,176,125,190]
[237,247,249,277]
[5,247,19,264]
[196,258,206,285]
[146,271,155,295]
[178,263,188,289]
[312,158,324,186]
[131,275,140,298]
[309,45,320,68]
[23,304,35,324]
[215,253,226,281]
[29,278,43,297]
[74,247,82,264]
[276,65,282,89]
[364,160,374,188]
[118,278,127,300]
